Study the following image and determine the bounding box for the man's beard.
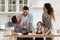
[23,13,28,17]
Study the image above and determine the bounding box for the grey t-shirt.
[42,13,52,28]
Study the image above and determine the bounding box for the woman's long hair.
[44,3,55,20]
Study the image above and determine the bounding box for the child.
[11,16,24,40]
[35,22,44,40]
[11,15,23,33]
[11,15,21,27]
[11,16,29,40]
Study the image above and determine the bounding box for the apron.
[35,29,44,40]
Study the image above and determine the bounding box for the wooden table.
[4,34,60,38]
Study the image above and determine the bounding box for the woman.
[42,3,55,40]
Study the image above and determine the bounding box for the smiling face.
[16,16,19,22]
[37,22,42,30]
[16,16,21,24]
[43,6,48,13]
[23,10,29,16]
[23,6,29,16]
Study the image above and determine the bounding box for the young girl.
[42,3,55,40]
[11,16,23,40]
[11,15,22,32]
[35,22,44,40]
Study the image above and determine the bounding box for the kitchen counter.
[0,29,15,32]
[4,34,60,38]
[0,29,7,32]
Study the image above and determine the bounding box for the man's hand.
[29,23,32,33]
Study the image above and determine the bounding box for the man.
[12,6,33,40]
[18,6,33,40]
[18,6,33,32]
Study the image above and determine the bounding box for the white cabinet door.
[0,0,29,14]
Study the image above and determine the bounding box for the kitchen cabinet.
[0,29,15,40]
[0,0,29,14]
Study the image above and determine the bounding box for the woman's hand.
[45,32,49,35]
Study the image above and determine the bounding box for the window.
[8,0,16,12]
[19,0,28,11]
[0,0,5,12]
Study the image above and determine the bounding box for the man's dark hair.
[11,15,17,24]
[23,6,29,10]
